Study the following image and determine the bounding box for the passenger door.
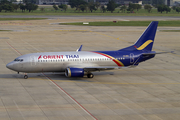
[130,53,134,64]
[31,56,36,66]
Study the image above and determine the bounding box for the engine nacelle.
[65,68,84,77]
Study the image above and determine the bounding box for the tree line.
[0,0,38,12]
[0,0,180,14]
[53,0,180,14]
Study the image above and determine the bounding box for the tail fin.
[120,21,158,52]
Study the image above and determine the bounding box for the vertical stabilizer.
[120,21,158,51]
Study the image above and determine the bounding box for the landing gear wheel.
[24,75,28,79]
[87,73,94,78]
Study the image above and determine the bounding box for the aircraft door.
[19,61,23,68]
[130,53,134,64]
[31,56,36,66]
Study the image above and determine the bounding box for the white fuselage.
[7,51,128,73]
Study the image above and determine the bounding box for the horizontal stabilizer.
[142,51,174,56]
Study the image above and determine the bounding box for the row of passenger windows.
[38,59,65,62]
[38,58,125,62]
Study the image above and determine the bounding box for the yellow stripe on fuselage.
[114,59,124,66]
[102,53,124,66]
[136,40,153,50]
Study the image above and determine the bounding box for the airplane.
[6,21,165,79]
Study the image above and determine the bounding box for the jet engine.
[65,68,84,77]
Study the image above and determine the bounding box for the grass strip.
[0,30,11,31]
[0,18,46,21]
[61,21,180,27]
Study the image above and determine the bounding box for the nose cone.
[6,62,14,70]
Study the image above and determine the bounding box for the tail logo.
[136,40,153,50]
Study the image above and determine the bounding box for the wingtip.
[76,45,83,52]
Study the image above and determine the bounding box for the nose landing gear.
[17,72,28,79]
[23,73,28,79]
[24,75,28,79]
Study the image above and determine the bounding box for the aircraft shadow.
[0,71,115,82]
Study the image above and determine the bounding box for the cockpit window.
[14,59,23,62]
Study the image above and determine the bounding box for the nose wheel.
[24,75,28,79]
[87,73,94,78]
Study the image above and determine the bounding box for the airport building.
[34,0,180,6]
[166,0,180,6]
[37,0,141,5]
[37,0,68,5]
[165,0,173,6]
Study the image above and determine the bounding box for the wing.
[83,66,128,71]
[67,64,128,72]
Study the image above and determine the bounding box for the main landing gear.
[87,73,94,78]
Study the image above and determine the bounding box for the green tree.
[157,5,164,13]
[0,5,2,12]
[0,0,14,12]
[120,5,126,13]
[32,4,38,12]
[107,0,117,13]
[144,4,152,13]
[88,2,96,12]
[69,0,87,11]
[127,3,136,13]
[157,5,170,13]
[12,4,19,12]
[101,5,106,13]
[176,7,180,13]
[2,4,14,12]
[172,6,176,11]
[79,4,86,12]
[95,2,100,10]
[26,3,38,12]
[0,0,11,5]
[53,5,58,12]
[164,5,171,13]
[136,4,142,11]
[58,4,68,12]
[19,3,26,12]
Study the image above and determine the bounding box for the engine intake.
[65,68,84,77]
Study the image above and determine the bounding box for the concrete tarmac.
[0,18,180,120]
